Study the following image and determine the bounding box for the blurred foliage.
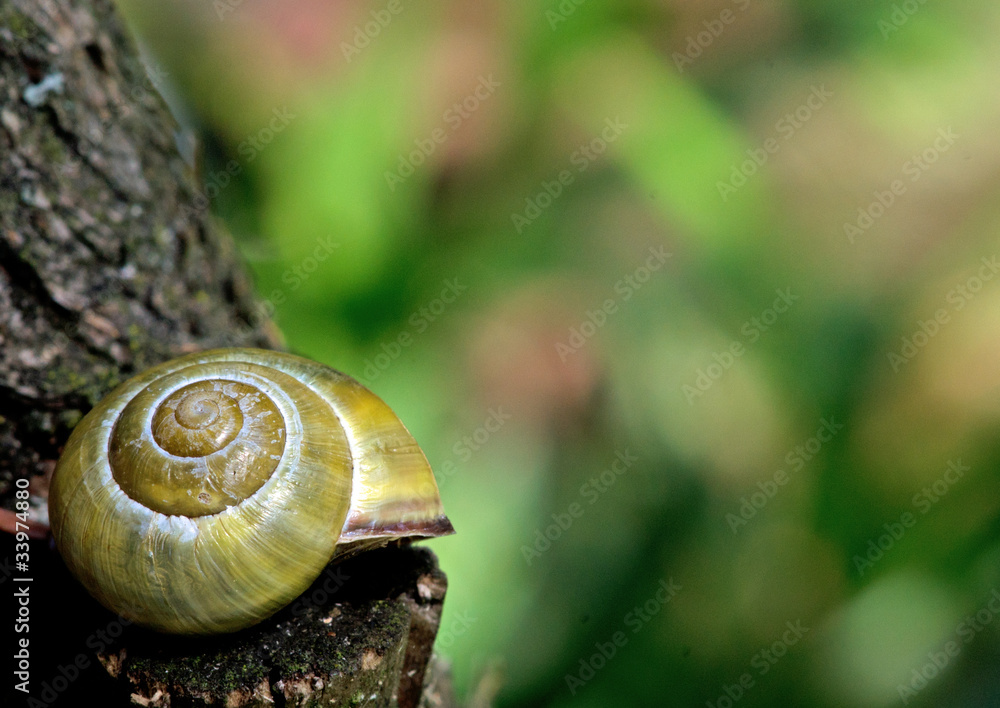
[117,0,1000,705]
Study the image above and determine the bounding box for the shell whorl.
[48,349,452,634]
[111,377,288,516]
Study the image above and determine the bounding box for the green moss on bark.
[100,546,448,708]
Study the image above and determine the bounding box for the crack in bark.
[0,236,78,322]
[39,103,137,205]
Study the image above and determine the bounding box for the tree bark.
[1,1,455,706]
[98,545,454,708]
[0,0,280,502]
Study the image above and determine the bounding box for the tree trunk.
[1,1,455,705]
[97,545,454,708]
[0,0,279,494]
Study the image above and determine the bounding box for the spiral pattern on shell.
[49,349,453,634]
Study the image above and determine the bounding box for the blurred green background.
[116,0,1000,705]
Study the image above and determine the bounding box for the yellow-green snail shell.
[48,348,454,634]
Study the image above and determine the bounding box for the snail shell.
[48,348,453,634]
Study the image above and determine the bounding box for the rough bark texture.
[0,0,280,512]
[0,0,281,509]
[1,1,455,706]
[98,546,452,708]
